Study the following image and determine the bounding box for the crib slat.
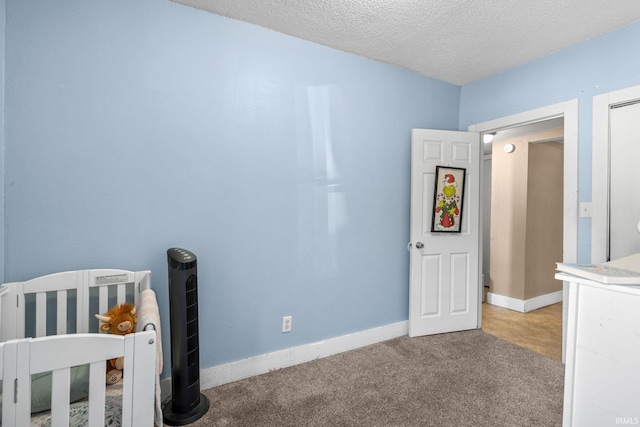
[88,361,106,427]
[0,287,7,341]
[0,343,5,427]
[134,271,149,309]
[99,286,109,318]
[57,289,68,334]
[51,367,71,427]
[130,330,157,426]
[15,286,25,340]
[1,340,18,425]
[121,333,136,427]
[4,288,23,341]
[0,342,5,426]
[78,270,89,333]
[35,292,47,337]
[14,340,31,427]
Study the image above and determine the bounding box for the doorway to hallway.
[469,99,579,362]
[483,121,564,311]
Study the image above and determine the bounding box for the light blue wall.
[3,0,460,372]
[460,21,640,263]
[0,0,5,284]
[8,0,637,377]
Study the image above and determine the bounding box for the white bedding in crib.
[30,383,124,427]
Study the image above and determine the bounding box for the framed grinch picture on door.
[431,166,466,233]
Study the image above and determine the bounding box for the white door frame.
[592,85,640,263]
[468,99,579,362]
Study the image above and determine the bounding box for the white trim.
[487,292,525,312]
[487,291,563,313]
[592,84,640,264]
[198,321,408,389]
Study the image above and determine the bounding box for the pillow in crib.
[31,365,91,413]
[0,365,90,416]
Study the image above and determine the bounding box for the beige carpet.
[188,330,564,426]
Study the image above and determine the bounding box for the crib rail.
[0,269,151,341]
[1,330,156,427]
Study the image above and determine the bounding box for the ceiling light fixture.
[483,133,495,144]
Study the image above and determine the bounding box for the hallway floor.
[481,298,563,361]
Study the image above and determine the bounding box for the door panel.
[451,253,469,313]
[409,129,480,337]
[420,254,440,316]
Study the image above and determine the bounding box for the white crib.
[0,269,158,427]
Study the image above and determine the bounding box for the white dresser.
[558,272,640,426]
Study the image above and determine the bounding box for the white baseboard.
[487,290,562,313]
[198,321,408,389]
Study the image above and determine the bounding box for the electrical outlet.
[282,316,292,333]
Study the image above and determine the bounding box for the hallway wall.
[490,130,564,301]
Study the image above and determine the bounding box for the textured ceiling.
[172,0,640,85]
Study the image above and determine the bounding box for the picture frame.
[431,166,466,233]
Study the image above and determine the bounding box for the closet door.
[609,101,640,260]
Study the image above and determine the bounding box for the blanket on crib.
[137,289,164,427]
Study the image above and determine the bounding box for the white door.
[609,101,640,260]
[409,129,480,337]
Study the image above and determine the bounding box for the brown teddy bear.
[95,303,137,385]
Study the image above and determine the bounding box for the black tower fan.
[163,248,210,425]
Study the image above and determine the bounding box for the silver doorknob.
[415,242,424,249]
